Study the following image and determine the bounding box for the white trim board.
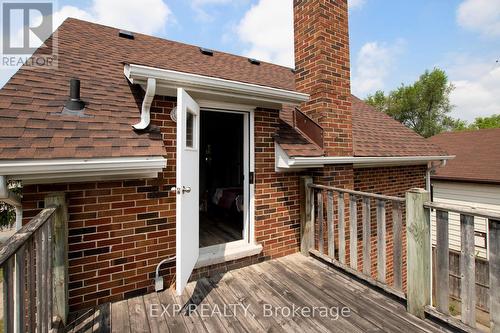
[124,63,309,108]
[0,156,167,184]
[275,143,455,170]
[196,241,263,268]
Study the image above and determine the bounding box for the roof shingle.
[0,18,446,160]
[428,129,500,184]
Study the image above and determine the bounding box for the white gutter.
[132,78,156,130]
[124,64,309,106]
[276,143,455,170]
[0,156,167,184]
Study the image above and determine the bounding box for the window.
[186,111,194,148]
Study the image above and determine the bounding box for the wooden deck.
[65,253,450,333]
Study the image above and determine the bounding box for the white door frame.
[198,105,255,248]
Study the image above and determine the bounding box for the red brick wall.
[254,109,302,259]
[22,179,175,311]
[20,99,307,311]
[312,165,425,291]
[294,0,352,157]
[353,165,426,289]
[20,90,428,312]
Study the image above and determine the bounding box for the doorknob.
[182,186,191,193]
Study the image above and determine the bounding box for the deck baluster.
[349,195,357,270]
[338,192,346,264]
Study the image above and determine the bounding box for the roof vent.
[199,47,214,56]
[248,58,261,65]
[62,78,85,114]
[119,30,134,40]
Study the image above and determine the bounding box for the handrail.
[424,201,500,220]
[0,207,56,266]
[308,183,405,202]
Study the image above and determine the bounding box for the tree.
[365,68,460,137]
[468,114,500,130]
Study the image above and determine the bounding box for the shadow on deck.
[65,253,450,333]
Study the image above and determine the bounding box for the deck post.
[406,188,430,319]
[45,192,69,325]
[489,219,500,333]
[300,176,314,256]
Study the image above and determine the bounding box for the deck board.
[67,253,451,333]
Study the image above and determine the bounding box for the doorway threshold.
[195,241,262,268]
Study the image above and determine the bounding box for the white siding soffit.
[275,143,455,170]
[0,157,167,184]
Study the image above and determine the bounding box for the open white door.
[175,88,200,295]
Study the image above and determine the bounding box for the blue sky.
[1,0,499,121]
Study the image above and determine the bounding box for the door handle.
[182,186,191,194]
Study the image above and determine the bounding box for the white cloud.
[53,6,94,28]
[236,0,294,67]
[65,0,172,35]
[234,0,365,67]
[349,0,366,10]
[2,0,172,51]
[457,0,500,36]
[0,0,173,88]
[190,0,231,22]
[351,40,406,96]
[189,0,247,22]
[447,56,500,121]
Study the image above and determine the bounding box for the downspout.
[426,159,446,307]
[0,176,22,230]
[132,78,157,130]
[426,160,447,192]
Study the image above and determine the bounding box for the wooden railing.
[424,201,500,333]
[0,193,68,333]
[300,178,500,333]
[301,177,406,299]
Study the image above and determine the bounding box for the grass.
[0,319,3,333]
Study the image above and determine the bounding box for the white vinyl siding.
[431,181,500,260]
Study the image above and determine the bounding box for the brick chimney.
[294,0,353,157]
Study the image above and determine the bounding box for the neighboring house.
[429,129,500,259]
[0,1,450,311]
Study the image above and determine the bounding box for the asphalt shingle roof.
[428,129,500,184]
[0,18,446,160]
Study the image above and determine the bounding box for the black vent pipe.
[64,78,85,111]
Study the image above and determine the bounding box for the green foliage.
[467,114,500,130]
[365,68,463,137]
[0,181,22,230]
